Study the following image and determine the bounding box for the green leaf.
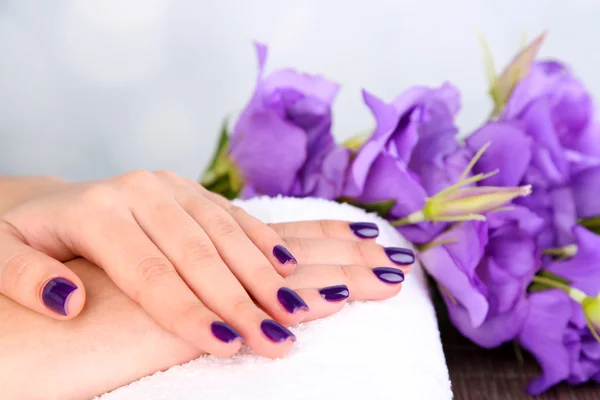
[477,32,496,90]
[490,31,547,118]
[528,269,572,293]
[200,118,231,187]
[339,198,396,216]
[579,217,600,235]
[208,119,230,171]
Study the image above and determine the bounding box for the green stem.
[531,275,572,293]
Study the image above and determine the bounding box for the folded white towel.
[100,197,452,400]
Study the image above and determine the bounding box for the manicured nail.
[384,247,415,265]
[372,267,405,284]
[277,287,309,313]
[260,319,296,343]
[349,222,379,239]
[41,278,78,316]
[319,285,350,302]
[211,321,244,344]
[273,245,297,265]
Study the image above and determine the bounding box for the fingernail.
[372,267,405,284]
[41,278,78,316]
[273,245,297,265]
[260,319,296,343]
[319,285,350,302]
[384,247,415,265]
[349,222,379,239]
[277,287,309,313]
[211,321,244,344]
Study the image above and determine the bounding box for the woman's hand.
[1,228,412,400]
[0,171,413,359]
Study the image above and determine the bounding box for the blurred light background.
[0,0,598,181]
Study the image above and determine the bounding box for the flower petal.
[519,290,572,396]
[229,109,307,196]
[447,295,529,348]
[420,222,490,327]
[466,122,532,187]
[572,165,600,218]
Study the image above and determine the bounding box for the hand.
[1,228,412,400]
[0,171,414,358]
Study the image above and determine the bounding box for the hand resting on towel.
[0,173,414,360]
[0,230,410,399]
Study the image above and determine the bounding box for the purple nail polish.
[372,267,405,284]
[211,321,243,344]
[349,222,379,239]
[319,285,349,302]
[41,278,77,316]
[273,245,297,265]
[384,247,415,265]
[277,287,309,313]
[260,319,296,343]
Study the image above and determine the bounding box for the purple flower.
[420,206,544,347]
[467,61,600,248]
[229,43,350,199]
[345,84,470,243]
[505,61,600,157]
[519,227,600,395]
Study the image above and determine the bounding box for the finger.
[196,186,298,277]
[283,238,415,272]
[160,175,309,328]
[126,189,297,359]
[269,220,380,241]
[67,204,242,357]
[291,286,349,323]
[287,264,405,301]
[0,226,85,320]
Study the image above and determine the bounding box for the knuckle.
[154,170,187,186]
[135,256,176,283]
[170,302,208,333]
[351,241,371,264]
[78,183,122,209]
[116,170,158,187]
[1,253,36,292]
[230,297,257,316]
[317,220,338,237]
[339,264,355,283]
[211,216,238,237]
[226,204,245,219]
[180,237,218,265]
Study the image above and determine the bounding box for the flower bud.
[392,142,532,226]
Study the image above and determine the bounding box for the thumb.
[0,231,86,319]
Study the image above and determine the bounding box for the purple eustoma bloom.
[467,61,600,249]
[420,206,543,348]
[345,84,470,243]
[519,227,600,395]
[229,43,349,199]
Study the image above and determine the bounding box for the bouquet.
[200,33,600,395]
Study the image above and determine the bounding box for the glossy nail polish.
[277,287,309,313]
[372,267,405,284]
[211,321,243,344]
[273,245,297,264]
[42,278,78,316]
[384,247,415,265]
[319,285,350,302]
[260,319,296,343]
[349,222,379,239]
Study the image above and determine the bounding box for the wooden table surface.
[434,289,600,399]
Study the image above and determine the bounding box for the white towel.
[100,197,452,400]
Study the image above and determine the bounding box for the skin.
[0,175,410,399]
[1,248,406,400]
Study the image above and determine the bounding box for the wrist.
[0,175,68,214]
